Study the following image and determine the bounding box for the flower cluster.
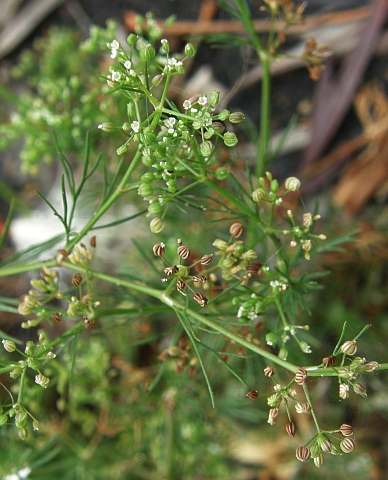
[153,239,213,307]
[18,243,98,329]
[1,330,56,439]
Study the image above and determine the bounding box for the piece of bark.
[0,0,66,59]
[301,0,388,169]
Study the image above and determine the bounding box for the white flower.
[124,60,132,70]
[183,99,191,109]
[131,121,140,133]
[198,95,207,105]
[111,71,122,82]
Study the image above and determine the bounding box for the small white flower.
[198,95,207,105]
[111,70,122,82]
[131,121,140,133]
[183,99,191,109]
[124,60,132,70]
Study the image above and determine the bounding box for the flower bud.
[341,340,357,355]
[150,217,164,233]
[98,122,115,132]
[284,176,301,191]
[209,90,220,106]
[152,73,166,87]
[138,183,153,198]
[127,33,138,46]
[18,428,28,440]
[353,382,367,397]
[223,131,238,147]
[215,167,229,181]
[2,339,16,352]
[116,144,128,156]
[265,332,278,346]
[217,109,230,121]
[141,44,156,61]
[160,38,169,53]
[364,361,379,372]
[184,42,196,57]
[228,112,245,123]
[0,414,7,426]
[148,201,162,215]
[212,239,228,251]
[35,373,50,388]
[212,121,225,134]
[252,188,266,203]
[200,140,213,157]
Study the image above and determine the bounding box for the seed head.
[153,242,165,256]
[177,244,190,259]
[230,222,244,238]
[267,408,279,425]
[71,273,83,287]
[193,292,208,307]
[200,254,213,265]
[264,366,275,377]
[295,367,307,385]
[51,312,62,323]
[246,390,259,400]
[284,177,301,191]
[285,421,296,437]
[176,279,187,296]
[322,355,336,368]
[339,424,355,437]
[341,340,357,355]
[296,446,310,462]
[340,437,357,453]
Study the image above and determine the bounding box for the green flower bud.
[270,179,279,193]
[209,90,220,107]
[150,217,164,233]
[138,183,153,198]
[148,201,162,215]
[0,414,7,426]
[215,167,229,181]
[141,172,155,184]
[212,239,228,251]
[2,339,16,352]
[127,33,138,46]
[265,332,278,346]
[98,122,115,132]
[212,121,225,134]
[122,122,131,131]
[18,428,28,440]
[152,73,166,87]
[309,444,321,458]
[217,109,230,121]
[284,176,301,191]
[175,63,185,74]
[229,112,245,123]
[167,178,177,193]
[353,382,367,397]
[184,42,197,57]
[278,346,288,360]
[200,141,213,157]
[141,44,156,61]
[223,132,238,147]
[15,410,28,428]
[252,188,266,202]
[116,144,128,156]
[160,38,169,54]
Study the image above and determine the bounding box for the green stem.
[257,56,271,177]
[302,383,321,432]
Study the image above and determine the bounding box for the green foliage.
[0,4,386,479]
